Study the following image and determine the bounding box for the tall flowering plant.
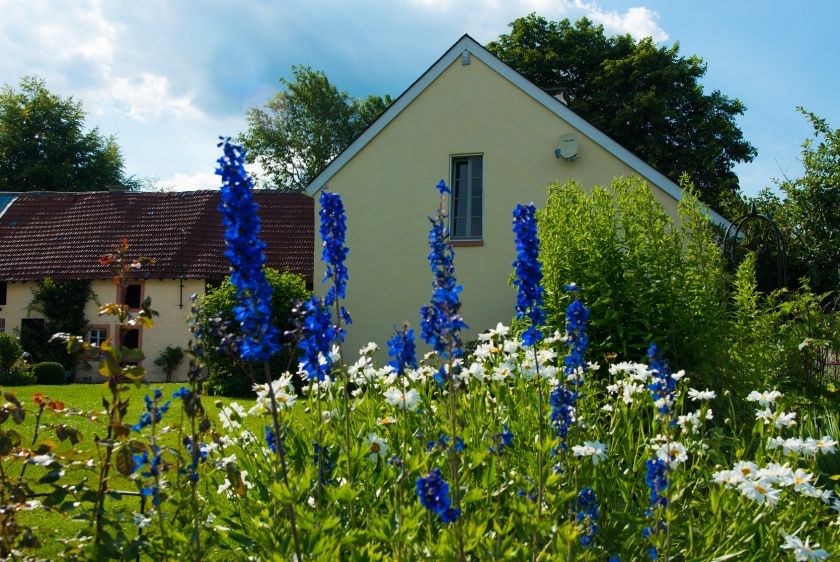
[217,139,281,363]
[420,180,467,366]
[215,139,302,559]
[512,202,552,546]
[419,180,466,561]
[512,203,546,347]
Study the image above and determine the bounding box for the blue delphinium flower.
[642,457,669,558]
[563,286,590,386]
[549,285,589,445]
[416,467,461,523]
[265,425,284,454]
[299,295,335,381]
[646,343,677,420]
[549,384,577,445]
[313,443,337,485]
[132,390,171,432]
[216,139,281,362]
[387,324,417,375]
[576,487,599,546]
[490,423,514,454]
[420,181,467,371]
[319,192,352,343]
[645,458,668,512]
[512,203,546,347]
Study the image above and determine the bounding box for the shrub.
[0,332,23,375]
[193,268,309,396]
[728,252,840,400]
[538,176,727,386]
[32,361,66,385]
[2,358,36,386]
[153,345,184,382]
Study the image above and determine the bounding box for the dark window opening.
[0,281,6,306]
[122,329,140,350]
[124,284,142,309]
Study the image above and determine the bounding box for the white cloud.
[574,1,668,42]
[106,74,202,122]
[154,171,220,192]
[402,0,666,42]
[0,0,203,123]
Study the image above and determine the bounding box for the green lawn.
[2,382,256,559]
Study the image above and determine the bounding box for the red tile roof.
[0,190,313,285]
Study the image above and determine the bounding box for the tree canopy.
[751,109,840,295]
[486,15,757,213]
[0,76,129,192]
[240,65,392,192]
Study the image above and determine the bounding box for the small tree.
[25,278,93,369]
[153,345,185,382]
[193,268,309,396]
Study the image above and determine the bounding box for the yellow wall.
[314,56,682,356]
[1,278,204,382]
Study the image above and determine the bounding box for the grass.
[2,382,256,559]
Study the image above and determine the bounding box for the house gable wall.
[316,55,681,355]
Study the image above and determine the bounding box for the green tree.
[487,15,756,213]
[774,109,840,295]
[194,268,309,396]
[0,76,129,192]
[23,278,93,369]
[240,65,392,191]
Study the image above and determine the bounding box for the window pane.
[453,178,466,200]
[454,197,467,220]
[471,216,482,237]
[453,216,467,238]
[471,157,482,178]
[455,161,468,181]
[471,196,482,217]
[471,176,482,196]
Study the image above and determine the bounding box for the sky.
[1,0,838,196]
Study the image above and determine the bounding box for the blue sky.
[1,0,837,196]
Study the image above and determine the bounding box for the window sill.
[449,240,484,247]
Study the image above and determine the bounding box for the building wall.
[1,278,205,382]
[314,55,683,356]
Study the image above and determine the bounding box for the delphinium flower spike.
[388,324,418,376]
[319,191,351,337]
[216,138,302,560]
[512,203,546,347]
[216,139,281,363]
[419,180,467,561]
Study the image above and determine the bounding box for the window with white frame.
[86,326,109,359]
[450,155,483,240]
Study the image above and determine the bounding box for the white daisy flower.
[383,387,420,410]
[654,441,688,469]
[780,530,829,561]
[366,433,389,463]
[571,441,608,464]
[774,411,797,429]
[746,389,783,406]
[737,479,781,506]
[688,388,716,401]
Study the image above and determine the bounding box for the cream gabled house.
[306,34,726,355]
[0,190,313,382]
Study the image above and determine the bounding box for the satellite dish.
[555,133,579,161]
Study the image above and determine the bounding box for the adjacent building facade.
[0,190,313,381]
